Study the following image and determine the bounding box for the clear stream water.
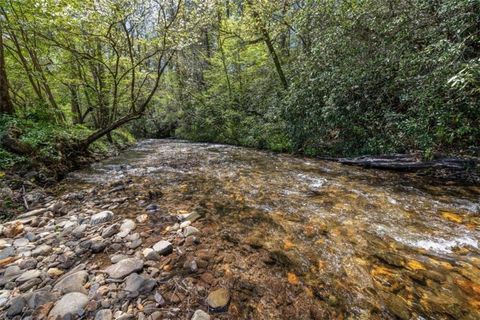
[66,139,480,319]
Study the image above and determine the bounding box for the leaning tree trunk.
[0,25,14,115]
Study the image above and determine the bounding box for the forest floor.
[0,139,479,320]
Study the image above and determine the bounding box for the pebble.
[136,214,148,223]
[91,236,108,253]
[18,277,41,291]
[143,248,160,261]
[123,273,157,298]
[31,244,51,257]
[4,265,22,279]
[184,226,200,237]
[192,309,211,320]
[102,223,120,238]
[72,224,88,238]
[206,288,230,311]
[128,238,142,249]
[13,238,29,248]
[0,290,10,308]
[3,222,24,238]
[152,240,173,255]
[18,257,37,270]
[185,212,201,222]
[0,246,14,260]
[154,291,165,306]
[145,204,159,213]
[49,292,89,319]
[118,219,136,238]
[180,221,191,229]
[91,211,114,225]
[47,267,64,277]
[105,258,144,279]
[95,309,113,320]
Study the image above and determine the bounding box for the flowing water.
[65,139,480,319]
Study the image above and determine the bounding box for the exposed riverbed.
[2,139,480,319]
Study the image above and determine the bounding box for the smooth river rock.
[31,244,51,257]
[152,240,173,255]
[0,247,14,260]
[49,292,89,319]
[206,288,230,311]
[102,223,120,238]
[184,226,200,237]
[95,309,113,320]
[118,219,136,238]
[105,258,144,279]
[91,211,114,225]
[16,269,42,283]
[54,270,88,294]
[192,309,211,320]
[6,296,26,317]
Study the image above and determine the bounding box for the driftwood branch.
[339,155,477,171]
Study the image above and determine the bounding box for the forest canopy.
[0,0,479,170]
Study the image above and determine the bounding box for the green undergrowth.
[0,114,135,171]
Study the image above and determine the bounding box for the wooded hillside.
[1,0,479,172]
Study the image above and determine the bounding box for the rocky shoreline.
[2,140,479,320]
[0,185,230,320]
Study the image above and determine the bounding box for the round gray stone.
[49,292,89,319]
[105,258,143,279]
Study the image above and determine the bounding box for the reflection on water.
[66,139,480,319]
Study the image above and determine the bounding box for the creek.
[63,139,480,319]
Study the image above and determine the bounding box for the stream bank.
[0,139,479,319]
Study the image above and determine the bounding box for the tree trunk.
[261,28,288,89]
[77,52,174,151]
[247,1,288,89]
[217,11,233,100]
[69,85,81,124]
[0,25,14,115]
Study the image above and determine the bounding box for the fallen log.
[339,155,477,171]
[0,129,34,155]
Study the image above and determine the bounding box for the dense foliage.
[158,0,480,157]
[1,0,479,170]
